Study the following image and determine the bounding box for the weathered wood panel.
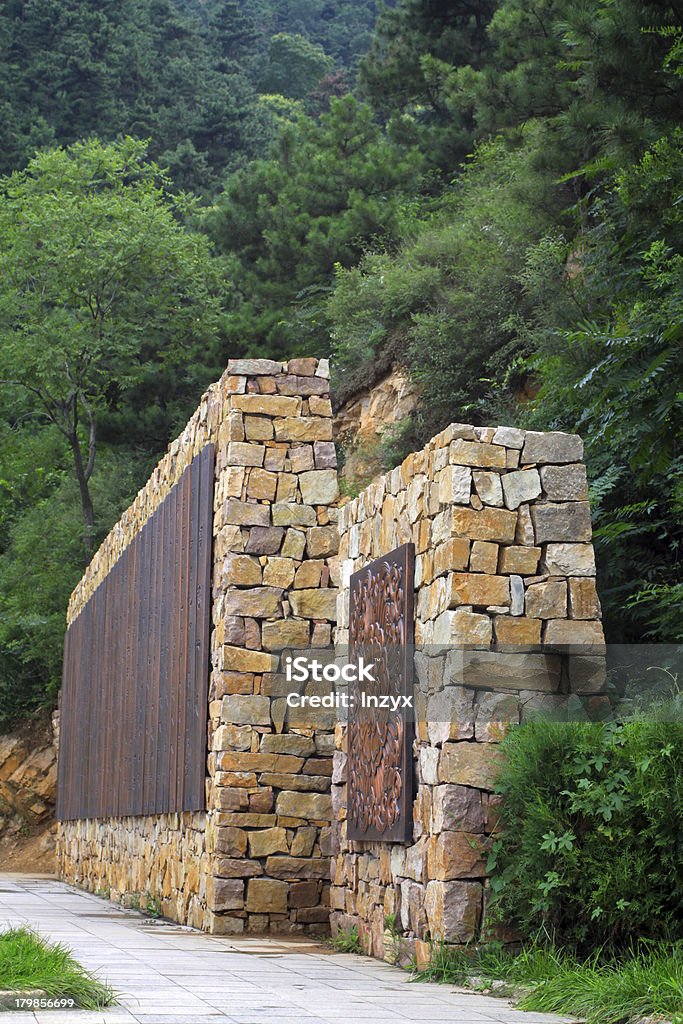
[56,444,215,821]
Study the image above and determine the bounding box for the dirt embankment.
[0,712,57,873]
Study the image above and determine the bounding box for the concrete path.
[0,876,573,1024]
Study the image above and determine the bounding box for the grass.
[415,940,683,1024]
[0,927,114,1008]
[330,925,362,953]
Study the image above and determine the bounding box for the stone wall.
[58,357,339,935]
[331,422,605,963]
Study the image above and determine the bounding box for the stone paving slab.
[0,876,576,1024]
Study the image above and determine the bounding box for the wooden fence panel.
[56,444,215,821]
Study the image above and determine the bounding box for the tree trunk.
[68,431,95,565]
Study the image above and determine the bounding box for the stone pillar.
[205,357,340,935]
[331,422,605,963]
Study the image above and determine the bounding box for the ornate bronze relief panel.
[347,543,414,842]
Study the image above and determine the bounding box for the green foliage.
[0,927,114,1008]
[487,718,683,951]
[0,138,222,724]
[208,96,424,356]
[331,925,361,953]
[259,33,333,100]
[416,940,683,1024]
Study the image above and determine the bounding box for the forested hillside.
[1,0,682,724]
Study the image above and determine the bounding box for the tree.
[259,33,334,101]
[0,137,222,562]
[207,96,424,356]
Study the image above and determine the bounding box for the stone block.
[215,826,248,856]
[525,579,567,619]
[493,616,542,646]
[313,441,337,469]
[215,857,263,878]
[288,589,337,620]
[247,468,278,501]
[475,692,519,742]
[294,561,323,588]
[246,878,288,914]
[275,791,332,820]
[244,527,285,554]
[425,879,482,943]
[531,502,592,543]
[453,650,561,691]
[264,448,287,472]
[290,446,315,472]
[262,620,310,650]
[263,558,296,588]
[279,374,328,397]
[222,647,273,674]
[439,742,504,789]
[568,655,607,694]
[451,507,517,543]
[540,463,588,500]
[492,426,525,449]
[291,826,317,857]
[449,573,510,608]
[498,546,541,574]
[275,417,333,442]
[543,543,596,576]
[223,554,261,586]
[244,415,274,441]
[221,694,272,725]
[224,499,270,527]
[224,587,282,618]
[290,881,320,908]
[431,785,486,833]
[521,430,583,464]
[306,526,338,558]
[289,357,318,376]
[502,469,541,510]
[248,827,289,857]
[228,358,283,375]
[568,578,601,619]
[439,465,472,504]
[265,856,331,879]
[233,394,301,417]
[445,609,493,645]
[469,541,498,574]
[472,471,503,507]
[544,619,605,647]
[227,441,265,467]
[273,503,317,527]
[260,773,329,792]
[433,538,470,577]
[309,396,332,416]
[450,440,506,468]
[206,877,244,912]
[260,734,316,757]
[428,832,488,880]
[427,686,476,743]
[299,470,339,505]
[282,528,307,559]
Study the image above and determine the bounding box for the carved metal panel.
[347,543,414,842]
[57,444,214,821]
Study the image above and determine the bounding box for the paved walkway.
[0,876,573,1024]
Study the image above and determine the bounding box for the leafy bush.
[488,717,683,951]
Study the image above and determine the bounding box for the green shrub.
[488,717,683,951]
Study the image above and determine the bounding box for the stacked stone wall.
[58,357,339,935]
[331,422,605,963]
